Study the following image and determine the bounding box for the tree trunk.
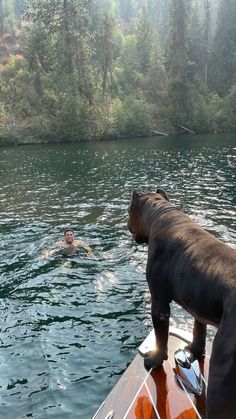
[34,55,43,97]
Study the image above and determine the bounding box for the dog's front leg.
[144,297,170,369]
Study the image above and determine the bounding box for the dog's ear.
[156,188,169,201]
[130,190,140,207]
[132,190,139,200]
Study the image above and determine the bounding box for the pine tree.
[97,12,115,91]
[136,4,153,74]
[27,0,94,98]
[188,0,205,82]
[13,0,26,27]
[146,0,170,36]
[146,0,159,31]
[96,0,117,15]
[118,0,135,24]
[144,33,167,103]
[166,0,191,119]
[210,0,236,95]
[203,0,210,84]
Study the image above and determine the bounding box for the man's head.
[64,228,75,244]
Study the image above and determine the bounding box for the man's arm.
[78,241,95,259]
[38,241,64,260]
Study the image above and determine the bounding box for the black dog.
[127,189,236,419]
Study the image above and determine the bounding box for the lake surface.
[0,134,235,418]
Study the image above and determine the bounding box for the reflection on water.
[0,134,235,418]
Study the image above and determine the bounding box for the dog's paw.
[185,345,205,360]
[144,350,168,370]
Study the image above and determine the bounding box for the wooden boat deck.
[92,328,211,419]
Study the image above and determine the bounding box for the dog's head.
[127,188,169,244]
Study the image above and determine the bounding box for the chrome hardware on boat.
[174,349,203,396]
[104,412,114,419]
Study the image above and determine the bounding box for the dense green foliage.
[0,0,235,144]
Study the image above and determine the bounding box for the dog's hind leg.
[187,319,206,359]
[207,305,236,419]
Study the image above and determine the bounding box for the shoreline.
[0,129,232,147]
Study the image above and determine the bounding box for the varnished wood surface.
[92,330,212,419]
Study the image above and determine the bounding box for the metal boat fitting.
[174,348,203,396]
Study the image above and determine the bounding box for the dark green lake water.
[0,134,235,418]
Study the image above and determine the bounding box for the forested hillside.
[0,0,236,144]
